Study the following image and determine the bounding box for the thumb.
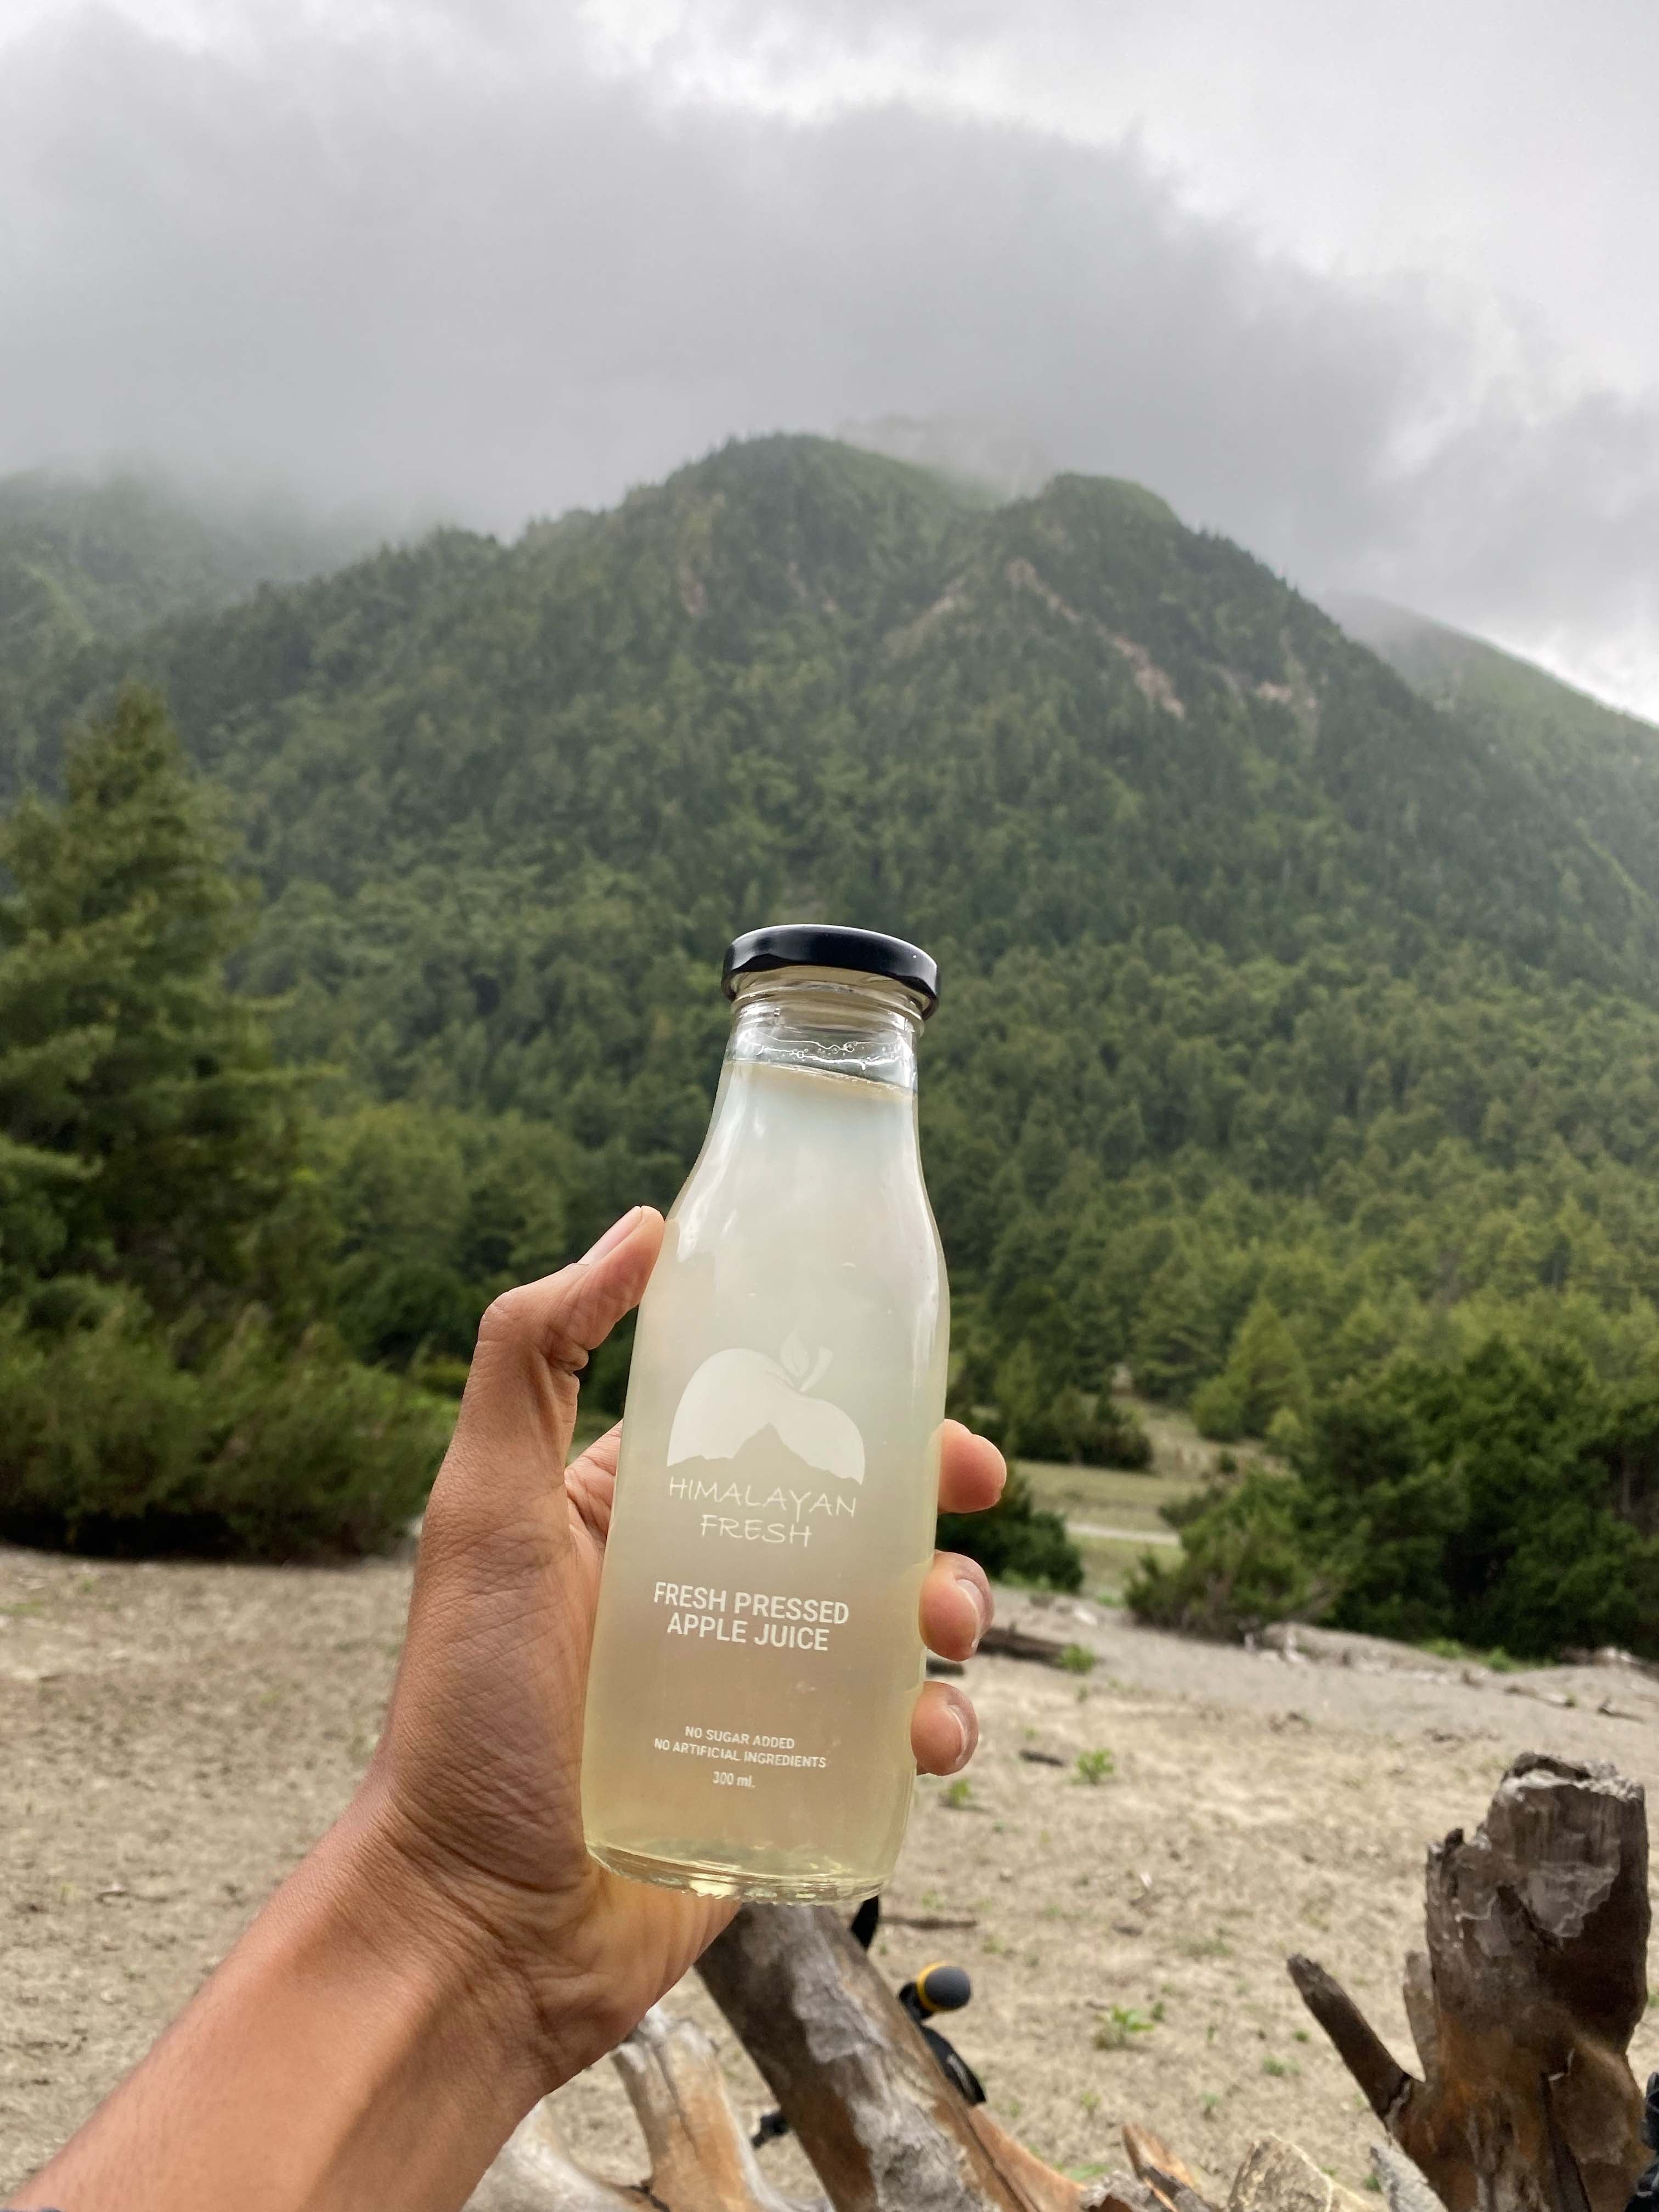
[447,1206,665,1500]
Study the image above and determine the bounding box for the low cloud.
[3,4,1656,710]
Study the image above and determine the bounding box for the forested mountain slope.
[1329,591,1659,916]
[8,435,1659,1462]
[0,470,375,714]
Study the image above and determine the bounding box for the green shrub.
[1192,1374,1246,1442]
[0,1307,450,1559]
[1073,1398,1154,1470]
[1007,1381,1153,1470]
[1140,1339,1659,1659]
[938,1467,1083,1591]
[1126,1466,1334,1639]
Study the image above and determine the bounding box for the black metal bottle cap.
[721,924,939,1017]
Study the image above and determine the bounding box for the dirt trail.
[4,1543,1658,2199]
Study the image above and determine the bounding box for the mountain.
[8,433,1659,1432]
[1328,592,1659,915]
[0,469,380,706]
[11,438,1656,989]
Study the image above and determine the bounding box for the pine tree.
[0,686,311,1323]
[1208,1296,1313,1439]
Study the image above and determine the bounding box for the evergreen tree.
[1194,1296,1313,1440]
[0,687,312,1324]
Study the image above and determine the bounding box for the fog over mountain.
[4,0,1658,713]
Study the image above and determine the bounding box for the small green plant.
[1419,1637,1526,1674]
[1075,1748,1116,1786]
[1093,2004,1156,2051]
[1079,2090,1099,2119]
[1293,2028,1310,2042]
[1059,1642,1097,1674]
[943,1777,973,1810]
[1261,2056,1299,2078]
[1201,2092,1221,2118]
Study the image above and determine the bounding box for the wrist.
[24,1776,567,2212]
[318,1778,563,2116]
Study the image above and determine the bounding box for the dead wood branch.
[1087,2182,1168,2212]
[467,2098,644,2211]
[978,1622,1076,1664]
[1367,2143,1440,2212]
[613,2006,826,2212]
[467,2005,826,2212]
[1122,2123,1220,2210]
[698,1901,1089,2212]
[1227,2137,1370,2211]
[1289,1752,1649,2211]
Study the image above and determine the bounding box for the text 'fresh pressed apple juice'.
[581,925,947,1903]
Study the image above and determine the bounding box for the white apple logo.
[667,1331,865,1484]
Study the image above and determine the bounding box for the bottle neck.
[725,968,923,1092]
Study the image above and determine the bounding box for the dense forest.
[7,437,1659,1646]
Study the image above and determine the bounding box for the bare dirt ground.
[7,1543,1659,2202]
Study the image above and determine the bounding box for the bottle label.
[666,1331,866,1491]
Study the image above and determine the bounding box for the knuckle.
[477,1282,541,1342]
[475,1276,590,1371]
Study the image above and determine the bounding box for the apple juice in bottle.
[581,924,947,1903]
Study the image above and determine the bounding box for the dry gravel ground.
[5,1545,1659,2202]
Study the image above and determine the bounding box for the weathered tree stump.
[1288,1752,1649,2211]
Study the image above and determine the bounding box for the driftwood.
[470,1748,1654,2212]
[1367,2143,1441,2212]
[1227,2137,1369,2211]
[978,1622,1075,1664]
[697,1901,1098,2212]
[1123,2123,1219,2212]
[469,2006,827,2212]
[1289,1752,1649,2211]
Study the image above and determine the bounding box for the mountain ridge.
[8,435,1652,996]
[9,435,1659,1447]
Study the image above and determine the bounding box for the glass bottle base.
[588,1837,882,1905]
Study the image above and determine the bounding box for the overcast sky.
[4,0,1658,716]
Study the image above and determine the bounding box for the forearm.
[13,1788,550,2212]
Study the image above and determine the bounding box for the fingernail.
[956,1573,990,1653]
[582,1206,641,1265]
[945,1692,973,1772]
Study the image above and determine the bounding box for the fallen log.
[698,1901,1088,2212]
[1289,1751,1649,2211]
[978,1622,1076,1664]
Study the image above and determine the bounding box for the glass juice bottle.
[581,923,947,1903]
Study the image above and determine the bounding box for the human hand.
[361,1203,1006,2096]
